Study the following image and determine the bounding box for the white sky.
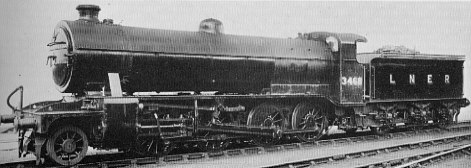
[0,1,470,119]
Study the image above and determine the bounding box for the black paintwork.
[50,20,335,94]
[371,58,464,100]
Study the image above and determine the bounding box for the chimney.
[76,4,101,23]
[199,18,224,34]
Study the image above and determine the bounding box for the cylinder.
[14,118,36,129]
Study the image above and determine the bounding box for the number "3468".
[341,76,363,86]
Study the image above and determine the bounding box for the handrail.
[7,86,23,112]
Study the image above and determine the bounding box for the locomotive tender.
[0,5,469,165]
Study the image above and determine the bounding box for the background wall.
[0,1,470,120]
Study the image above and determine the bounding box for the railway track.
[266,133,471,168]
[360,144,471,168]
[0,121,470,168]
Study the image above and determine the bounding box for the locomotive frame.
[0,5,469,166]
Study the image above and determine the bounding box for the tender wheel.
[291,102,328,142]
[371,126,390,135]
[453,108,460,123]
[432,106,453,128]
[247,103,285,146]
[46,126,88,166]
[345,128,357,135]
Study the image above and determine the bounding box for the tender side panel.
[371,58,464,100]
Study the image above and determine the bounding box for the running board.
[198,124,323,138]
[198,124,281,137]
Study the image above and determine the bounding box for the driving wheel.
[291,102,328,142]
[247,103,285,146]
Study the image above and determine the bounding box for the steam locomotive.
[0,5,468,166]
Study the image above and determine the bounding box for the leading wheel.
[345,128,357,135]
[46,126,88,166]
[135,137,159,155]
[247,103,285,146]
[197,140,229,152]
[134,137,175,156]
[291,102,328,142]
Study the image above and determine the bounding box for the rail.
[393,144,471,168]
[266,133,471,168]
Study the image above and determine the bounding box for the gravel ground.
[0,132,33,163]
[0,119,469,166]
[427,156,471,168]
[320,140,471,168]
[159,131,471,168]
